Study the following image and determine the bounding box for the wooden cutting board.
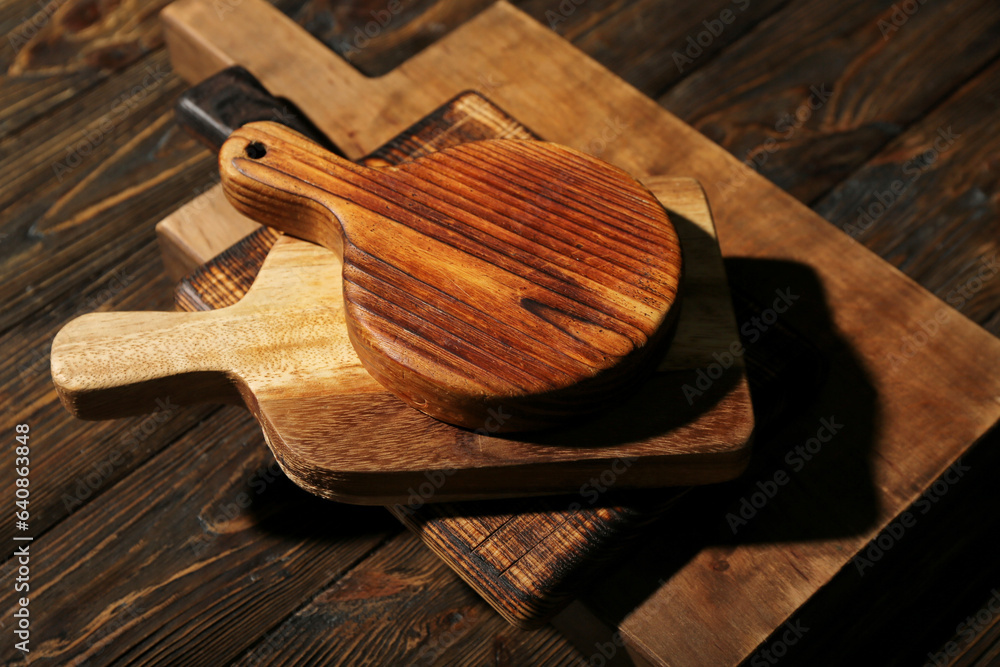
[159,0,1000,663]
[215,121,685,431]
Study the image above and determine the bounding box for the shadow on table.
[574,255,881,632]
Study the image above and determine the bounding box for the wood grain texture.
[516,0,793,98]
[659,0,1000,203]
[815,56,1000,333]
[53,84,750,505]
[218,122,683,430]
[153,86,540,279]
[0,106,578,667]
[227,530,587,666]
[0,0,174,138]
[4,0,996,664]
[285,0,494,78]
[158,1,1000,663]
[170,94,826,634]
[156,184,262,283]
[733,425,1000,666]
[9,0,999,663]
[0,47,208,335]
[0,402,401,666]
[744,48,1000,667]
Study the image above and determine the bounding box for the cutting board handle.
[50,310,241,419]
[218,121,361,256]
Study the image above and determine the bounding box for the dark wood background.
[2,0,999,664]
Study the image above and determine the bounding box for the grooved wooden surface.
[218,123,683,429]
[3,0,1000,664]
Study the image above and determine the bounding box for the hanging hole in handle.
[246,142,267,159]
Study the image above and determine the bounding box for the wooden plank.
[815,56,1000,334]
[521,0,793,97]
[659,0,1000,202]
[158,1,1000,663]
[0,0,176,138]
[0,404,402,665]
[228,531,587,666]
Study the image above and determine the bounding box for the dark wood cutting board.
[215,121,685,431]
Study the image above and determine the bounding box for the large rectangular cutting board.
[160,0,1000,663]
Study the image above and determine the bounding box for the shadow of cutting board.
[160,0,1000,664]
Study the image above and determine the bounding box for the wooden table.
[2,0,1000,664]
